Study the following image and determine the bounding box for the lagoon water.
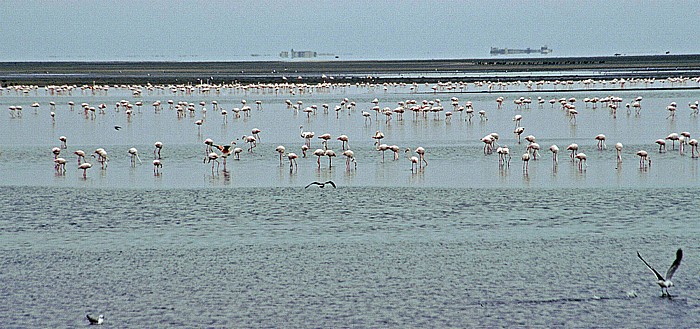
[1,81,700,327]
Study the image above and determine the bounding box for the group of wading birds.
[40,91,700,178]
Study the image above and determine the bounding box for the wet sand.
[1,54,700,85]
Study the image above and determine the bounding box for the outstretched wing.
[665,248,683,280]
[305,182,320,189]
[325,180,337,188]
[86,314,98,324]
[637,251,664,281]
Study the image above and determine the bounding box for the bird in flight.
[305,180,336,189]
[637,248,683,296]
[86,314,104,325]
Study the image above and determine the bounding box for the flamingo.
[389,145,401,161]
[74,150,86,165]
[481,135,494,155]
[251,128,261,141]
[666,133,679,150]
[689,139,699,158]
[415,147,427,168]
[233,147,243,160]
[313,149,325,168]
[549,144,559,165]
[575,153,587,171]
[241,135,257,152]
[371,130,385,146]
[376,144,390,162]
[54,157,67,174]
[362,111,372,124]
[128,148,142,166]
[337,135,349,150]
[59,136,67,149]
[497,145,511,167]
[615,143,623,163]
[214,141,236,171]
[595,134,607,150]
[325,149,336,167]
[342,150,357,170]
[405,148,420,172]
[203,138,214,161]
[194,119,204,134]
[513,114,522,128]
[514,127,525,143]
[153,159,163,175]
[300,126,314,147]
[636,150,650,169]
[276,145,286,165]
[566,143,579,160]
[207,152,220,172]
[527,143,541,160]
[666,104,677,119]
[154,141,163,159]
[52,147,61,159]
[93,148,109,169]
[301,144,309,158]
[521,153,530,173]
[655,139,666,153]
[318,133,332,150]
[568,108,578,124]
[78,162,92,178]
[287,152,298,171]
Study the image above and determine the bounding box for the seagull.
[86,314,104,325]
[114,125,122,131]
[637,248,682,296]
[305,180,336,189]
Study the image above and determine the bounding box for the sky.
[1,0,699,61]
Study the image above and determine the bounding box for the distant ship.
[490,46,552,56]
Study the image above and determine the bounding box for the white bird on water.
[86,314,104,325]
[637,248,682,297]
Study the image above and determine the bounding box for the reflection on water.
[1,83,700,326]
[2,85,700,189]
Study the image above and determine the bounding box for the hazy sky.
[1,0,699,61]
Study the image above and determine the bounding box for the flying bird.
[637,248,682,296]
[305,180,336,189]
[86,314,104,325]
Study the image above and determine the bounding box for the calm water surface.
[1,82,699,327]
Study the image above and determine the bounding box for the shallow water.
[1,83,700,327]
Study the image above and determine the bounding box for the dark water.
[1,186,698,327]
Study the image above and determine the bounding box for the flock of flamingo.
[2,75,700,180]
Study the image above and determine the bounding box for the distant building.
[490,46,553,56]
[280,49,318,59]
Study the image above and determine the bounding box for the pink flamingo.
[405,148,420,172]
[153,159,163,175]
[78,162,92,178]
[287,152,298,171]
[342,150,357,170]
[324,149,336,167]
[276,145,286,165]
[337,135,349,150]
[154,141,163,159]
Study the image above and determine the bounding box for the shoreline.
[2,54,700,85]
